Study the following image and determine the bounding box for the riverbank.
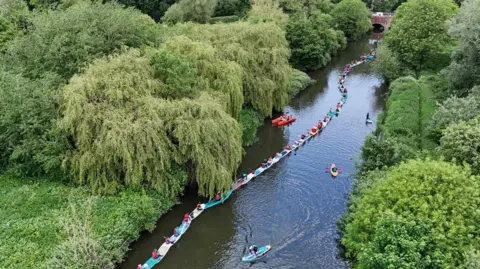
[0,175,181,268]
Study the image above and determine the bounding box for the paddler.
[152,249,159,259]
[285,144,291,150]
[183,212,190,222]
[311,127,317,134]
[324,116,329,122]
[294,141,299,146]
[317,122,323,129]
[196,203,204,211]
[137,264,143,269]
[215,192,221,201]
[249,245,259,255]
[343,88,347,93]
[164,236,172,244]
[268,157,273,163]
[301,134,306,139]
[366,112,370,120]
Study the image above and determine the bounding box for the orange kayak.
[272,116,285,124]
[278,117,296,126]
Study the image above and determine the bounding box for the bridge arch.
[371,12,393,33]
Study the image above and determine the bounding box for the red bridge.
[371,12,393,32]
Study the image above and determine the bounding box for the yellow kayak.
[330,163,339,177]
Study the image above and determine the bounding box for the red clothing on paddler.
[215,193,221,201]
[184,213,190,222]
[301,134,306,139]
[268,157,273,162]
[138,265,143,269]
[343,88,348,93]
[275,153,280,157]
[311,127,317,133]
[324,116,328,122]
[317,122,323,129]
[152,249,158,259]
[285,144,291,150]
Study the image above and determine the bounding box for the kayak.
[271,116,285,124]
[144,256,162,268]
[342,93,348,98]
[232,173,255,191]
[330,163,338,177]
[241,245,272,262]
[203,189,233,209]
[309,127,319,136]
[366,119,373,124]
[327,111,336,117]
[277,117,296,126]
[166,218,191,245]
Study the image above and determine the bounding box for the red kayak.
[272,115,286,125]
[278,117,296,126]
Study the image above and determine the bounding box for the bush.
[342,159,480,268]
[0,176,179,269]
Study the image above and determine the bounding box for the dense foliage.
[165,21,293,116]
[162,0,218,24]
[286,11,346,70]
[443,0,480,96]
[383,0,457,73]
[342,159,480,268]
[331,0,371,40]
[0,176,181,268]
[439,116,480,175]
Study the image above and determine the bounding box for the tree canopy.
[331,0,371,40]
[342,159,480,268]
[165,21,293,116]
[162,0,218,24]
[439,116,480,175]
[59,49,243,196]
[286,11,346,70]
[384,0,458,72]
[443,0,480,96]
[3,1,160,80]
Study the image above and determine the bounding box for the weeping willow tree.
[156,93,243,197]
[59,49,242,197]
[161,36,244,119]
[248,0,289,28]
[164,21,292,116]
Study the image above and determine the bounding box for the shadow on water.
[118,36,387,269]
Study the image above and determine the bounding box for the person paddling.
[215,192,221,201]
[183,212,190,222]
[366,112,370,120]
[137,264,143,269]
[152,249,159,259]
[301,134,306,140]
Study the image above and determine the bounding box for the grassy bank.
[0,176,180,268]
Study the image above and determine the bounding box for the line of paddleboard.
[137,51,376,269]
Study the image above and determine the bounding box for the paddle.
[324,167,343,172]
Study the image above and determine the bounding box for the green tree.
[331,0,371,40]
[362,0,400,11]
[385,0,458,72]
[286,12,346,70]
[342,159,480,268]
[0,69,65,175]
[358,213,436,269]
[214,0,250,16]
[371,44,414,81]
[4,1,160,80]
[443,0,480,96]
[358,134,417,176]
[117,0,176,20]
[439,116,480,174]
[162,0,218,24]
[59,49,243,197]
[166,21,292,116]
[432,86,480,130]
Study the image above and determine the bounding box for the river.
[118,37,387,269]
